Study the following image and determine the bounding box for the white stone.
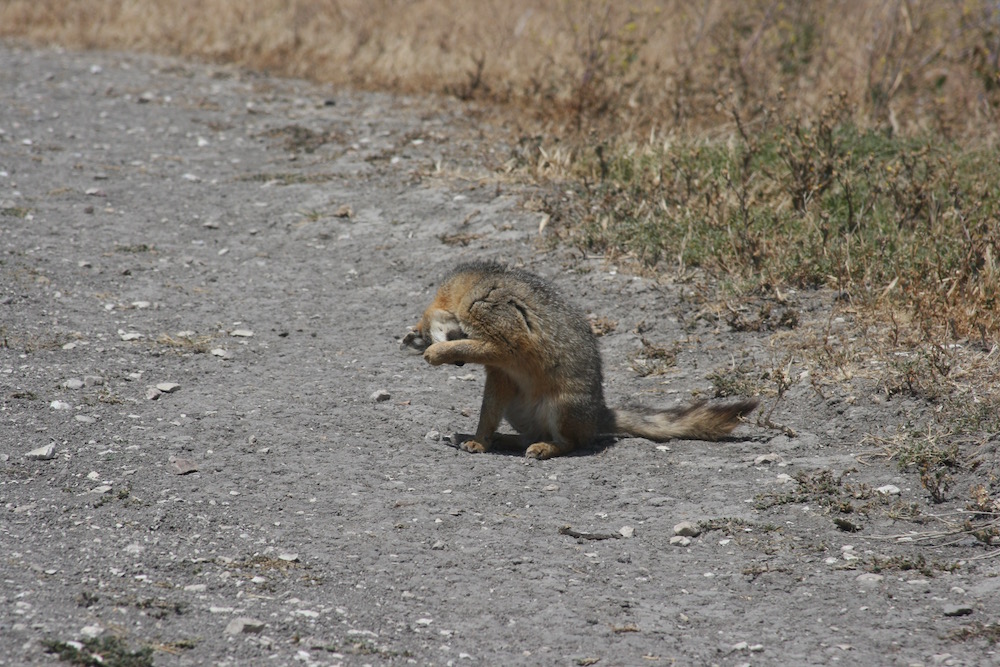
[225,617,266,634]
[673,521,701,537]
[26,444,56,460]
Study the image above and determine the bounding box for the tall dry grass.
[2,0,998,138]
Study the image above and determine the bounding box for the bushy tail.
[612,399,758,442]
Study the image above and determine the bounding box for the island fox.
[402,261,757,459]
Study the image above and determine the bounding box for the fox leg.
[524,407,595,459]
[462,369,515,454]
[525,440,576,460]
[423,338,508,367]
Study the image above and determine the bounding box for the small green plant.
[43,636,153,667]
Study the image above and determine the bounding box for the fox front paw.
[459,439,490,454]
[423,343,464,367]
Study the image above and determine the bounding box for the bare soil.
[1,44,997,667]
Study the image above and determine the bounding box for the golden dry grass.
[2,0,998,138]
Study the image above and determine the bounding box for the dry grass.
[2,0,998,138]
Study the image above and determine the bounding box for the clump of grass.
[558,93,1000,342]
[866,553,960,577]
[43,636,154,667]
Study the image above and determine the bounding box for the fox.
[401,260,757,459]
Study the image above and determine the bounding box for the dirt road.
[1,44,996,666]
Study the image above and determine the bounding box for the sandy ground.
[1,44,998,667]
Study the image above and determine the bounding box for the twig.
[559,525,622,541]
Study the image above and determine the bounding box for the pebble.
[425,430,441,441]
[278,553,300,562]
[670,536,691,547]
[84,375,104,386]
[62,378,84,390]
[754,453,784,466]
[673,521,701,537]
[119,331,143,341]
[156,382,180,393]
[942,604,973,617]
[876,485,901,495]
[26,444,56,460]
[184,584,207,592]
[371,389,391,402]
[230,329,254,337]
[89,485,113,495]
[80,625,104,639]
[856,573,883,586]
[50,400,71,410]
[145,386,163,400]
[170,458,199,475]
[75,415,96,424]
[225,617,266,635]
[619,526,635,538]
[210,348,233,359]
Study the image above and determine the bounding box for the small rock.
[170,458,199,475]
[669,536,691,547]
[184,584,207,592]
[334,204,353,218]
[425,430,441,441]
[277,553,300,563]
[119,331,143,341]
[89,485,113,495]
[50,400,71,410]
[156,382,180,393]
[876,484,901,496]
[371,389,391,402]
[131,300,151,309]
[225,617,266,635]
[776,473,796,484]
[754,453,784,465]
[943,604,973,617]
[75,415,96,424]
[230,329,254,337]
[431,541,445,550]
[26,444,56,461]
[145,386,163,400]
[617,552,632,563]
[619,526,635,538]
[80,625,104,639]
[856,573,883,586]
[673,521,701,537]
[210,348,232,359]
[62,378,85,390]
[83,375,104,387]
